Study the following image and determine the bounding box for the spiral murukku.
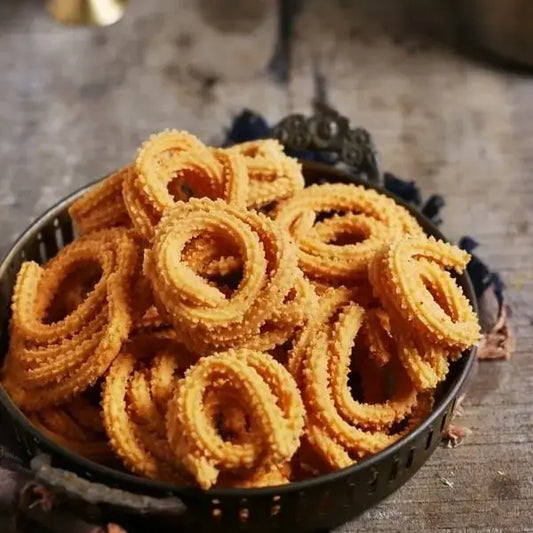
[123,134,303,240]
[275,183,423,281]
[102,330,194,481]
[228,139,304,208]
[329,304,418,430]
[43,262,103,324]
[166,349,304,489]
[286,288,425,469]
[394,328,450,391]
[144,198,300,352]
[367,236,480,389]
[2,228,137,409]
[122,131,249,240]
[287,286,353,383]
[301,329,396,464]
[69,166,132,234]
[369,236,479,349]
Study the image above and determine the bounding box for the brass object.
[46,0,127,27]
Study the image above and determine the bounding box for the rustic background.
[0,0,532,531]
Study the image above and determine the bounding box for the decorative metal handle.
[30,454,186,515]
[272,106,382,185]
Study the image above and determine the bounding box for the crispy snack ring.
[211,148,249,207]
[288,286,355,382]
[43,261,103,324]
[123,131,248,240]
[303,391,434,474]
[69,166,132,234]
[275,183,423,281]
[102,330,194,482]
[144,198,298,351]
[166,349,304,489]
[200,386,293,487]
[2,229,137,409]
[29,395,112,462]
[369,236,480,350]
[330,303,418,431]
[302,213,391,280]
[287,289,385,467]
[301,390,432,474]
[302,328,395,464]
[303,332,431,470]
[136,130,220,211]
[287,287,424,469]
[122,130,209,240]
[10,228,135,343]
[227,139,304,208]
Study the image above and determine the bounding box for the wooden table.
[0,1,531,530]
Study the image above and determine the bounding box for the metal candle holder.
[46,0,127,26]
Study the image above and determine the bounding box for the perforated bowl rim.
[0,161,477,499]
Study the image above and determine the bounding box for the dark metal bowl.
[0,161,477,532]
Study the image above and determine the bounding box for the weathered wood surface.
[0,1,532,531]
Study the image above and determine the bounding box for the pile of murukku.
[1,130,480,489]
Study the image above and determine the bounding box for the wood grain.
[0,0,531,531]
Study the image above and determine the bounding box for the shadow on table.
[304,0,533,74]
[0,0,43,24]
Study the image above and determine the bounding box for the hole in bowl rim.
[0,161,477,500]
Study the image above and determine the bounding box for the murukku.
[287,288,423,470]
[69,166,132,234]
[43,262,103,324]
[102,330,194,482]
[227,139,304,208]
[121,165,160,241]
[394,328,450,391]
[275,183,424,281]
[144,198,300,353]
[302,330,395,466]
[122,131,249,240]
[369,236,480,349]
[2,228,138,409]
[122,134,304,240]
[166,349,304,489]
[329,304,418,431]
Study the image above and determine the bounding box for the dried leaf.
[478,305,515,360]
[443,424,472,448]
